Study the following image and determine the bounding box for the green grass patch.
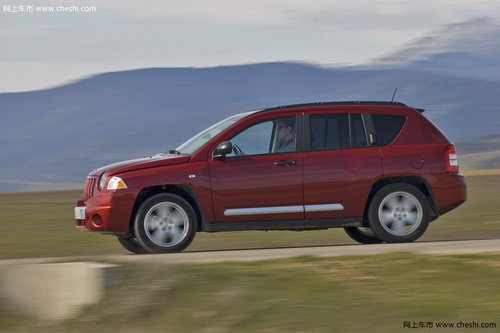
[0,174,500,259]
[2,253,499,332]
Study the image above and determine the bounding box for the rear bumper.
[431,173,467,216]
[75,189,138,235]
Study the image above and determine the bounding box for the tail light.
[444,144,459,173]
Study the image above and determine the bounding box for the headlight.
[107,176,128,190]
[98,173,107,191]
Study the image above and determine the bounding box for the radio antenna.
[391,87,398,102]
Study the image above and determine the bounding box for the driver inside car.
[275,118,295,153]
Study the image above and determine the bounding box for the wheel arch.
[362,176,437,226]
[128,184,205,236]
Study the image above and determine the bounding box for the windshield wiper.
[168,149,181,155]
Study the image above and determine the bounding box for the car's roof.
[250,101,424,114]
[263,101,406,110]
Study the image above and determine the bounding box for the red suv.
[74,101,466,253]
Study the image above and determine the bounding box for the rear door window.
[309,113,368,150]
[350,113,367,148]
[310,114,349,150]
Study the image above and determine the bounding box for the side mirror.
[213,141,233,160]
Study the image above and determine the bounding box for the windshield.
[176,110,258,155]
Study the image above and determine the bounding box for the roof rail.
[260,101,408,112]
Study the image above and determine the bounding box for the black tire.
[344,227,383,244]
[117,236,149,254]
[134,193,197,253]
[368,183,430,243]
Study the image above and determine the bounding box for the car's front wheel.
[134,193,197,253]
[368,183,430,243]
[116,236,149,254]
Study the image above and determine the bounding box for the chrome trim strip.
[224,205,303,216]
[304,204,344,212]
[224,203,344,216]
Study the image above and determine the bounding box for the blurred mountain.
[371,18,500,81]
[2,18,500,192]
[456,135,500,170]
[457,134,500,154]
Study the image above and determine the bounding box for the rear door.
[302,112,382,219]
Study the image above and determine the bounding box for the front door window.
[227,117,296,157]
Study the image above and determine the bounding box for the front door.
[209,116,303,222]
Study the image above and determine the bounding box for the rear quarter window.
[371,114,406,146]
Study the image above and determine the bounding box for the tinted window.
[310,114,349,150]
[371,114,406,146]
[350,114,367,147]
[228,117,296,157]
[310,114,368,150]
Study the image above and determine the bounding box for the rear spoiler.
[415,108,425,113]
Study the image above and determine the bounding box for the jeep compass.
[74,101,467,253]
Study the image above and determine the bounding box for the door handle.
[274,160,297,166]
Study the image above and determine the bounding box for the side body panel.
[379,108,466,214]
[209,152,304,222]
[302,147,382,219]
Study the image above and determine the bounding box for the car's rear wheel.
[116,236,149,254]
[344,227,382,244]
[134,193,197,253]
[368,183,430,243]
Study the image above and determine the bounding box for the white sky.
[1,0,500,92]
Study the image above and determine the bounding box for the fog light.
[91,214,103,227]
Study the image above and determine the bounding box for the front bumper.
[75,188,138,235]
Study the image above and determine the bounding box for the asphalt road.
[1,239,499,266]
[109,238,500,264]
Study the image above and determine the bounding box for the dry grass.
[461,169,500,176]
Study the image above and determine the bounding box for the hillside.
[3,18,500,191]
[456,135,500,170]
[372,18,500,81]
[1,62,500,191]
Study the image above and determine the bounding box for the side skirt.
[203,217,362,232]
